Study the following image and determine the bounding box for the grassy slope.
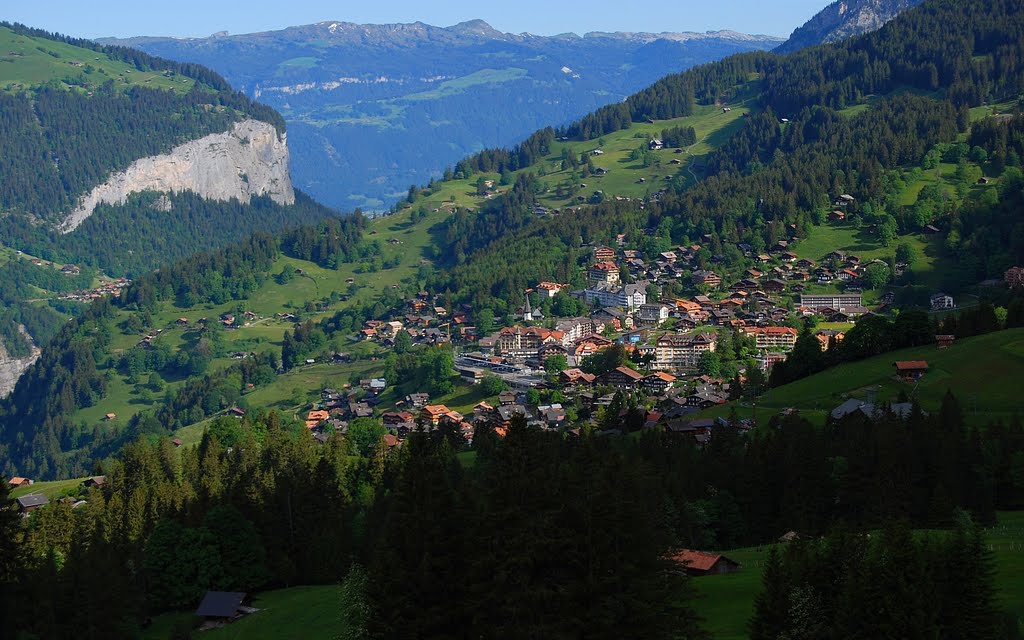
[136,512,1024,640]
[143,585,343,640]
[9,477,88,499]
[699,328,1024,427]
[695,511,1024,639]
[0,26,194,94]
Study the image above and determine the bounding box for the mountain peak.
[775,0,924,54]
[447,19,500,37]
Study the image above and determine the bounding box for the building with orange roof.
[305,410,330,430]
[669,549,741,576]
[587,261,620,286]
[895,360,929,382]
[744,326,798,350]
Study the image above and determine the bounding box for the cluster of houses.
[358,291,476,345]
[57,277,131,303]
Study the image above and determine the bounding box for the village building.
[582,281,647,311]
[670,549,741,577]
[799,293,863,312]
[494,326,566,359]
[636,303,672,327]
[641,371,676,394]
[587,261,620,286]
[1006,266,1024,288]
[930,292,954,311]
[894,360,929,382]
[744,326,798,350]
[601,366,644,390]
[536,281,570,298]
[654,332,718,371]
[16,494,48,513]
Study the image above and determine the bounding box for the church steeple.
[523,292,533,322]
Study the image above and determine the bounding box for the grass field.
[143,585,343,640]
[699,328,1024,427]
[696,511,1024,638]
[9,477,88,499]
[0,26,193,94]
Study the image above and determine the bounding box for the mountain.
[100,21,782,210]
[0,23,343,399]
[775,0,924,53]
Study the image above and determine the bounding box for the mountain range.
[102,21,782,210]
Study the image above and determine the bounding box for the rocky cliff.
[60,119,294,232]
[775,0,924,54]
[0,327,40,399]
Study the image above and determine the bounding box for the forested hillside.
[0,23,343,380]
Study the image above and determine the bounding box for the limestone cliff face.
[775,0,924,54]
[60,119,294,232]
[0,326,40,398]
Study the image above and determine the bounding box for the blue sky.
[3,1,829,39]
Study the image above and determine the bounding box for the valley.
[2,1,1024,638]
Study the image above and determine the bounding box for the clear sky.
[3,0,829,40]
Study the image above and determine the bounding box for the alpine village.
[3,0,1024,638]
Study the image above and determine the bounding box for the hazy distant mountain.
[101,20,782,210]
[775,0,924,54]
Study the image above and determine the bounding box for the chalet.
[936,334,956,349]
[421,404,460,426]
[648,138,664,150]
[641,371,676,394]
[829,210,846,221]
[305,410,330,430]
[172,438,183,447]
[498,390,518,406]
[686,388,727,408]
[602,366,644,390]
[838,269,859,282]
[7,477,32,488]
[762,278,787,293]
[1006,266,1024,288]
[227,407,247,418]
[930,292,954,310]
[670,549,741,576]
[104,413,117,421]
[923,224,941,235]
[83,476,106,489]
[383,411,416,430]
[195,591,253,625]
[816,330,845,351]
[559,368,597,389]
[594,246,616,261]
[894,360,929,382]
[692,270,722,289]
[406,393,429,409]
[16,494,48,513]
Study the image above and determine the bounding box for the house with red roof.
[669,549,741,576]
[894,360,929,382]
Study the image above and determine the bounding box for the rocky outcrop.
[775,0,924,54]
[0,326,40,398]
[60,119,294,232]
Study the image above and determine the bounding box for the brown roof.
[895,360,929,371]
[613,366,644,380]
[670,549,736,572]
